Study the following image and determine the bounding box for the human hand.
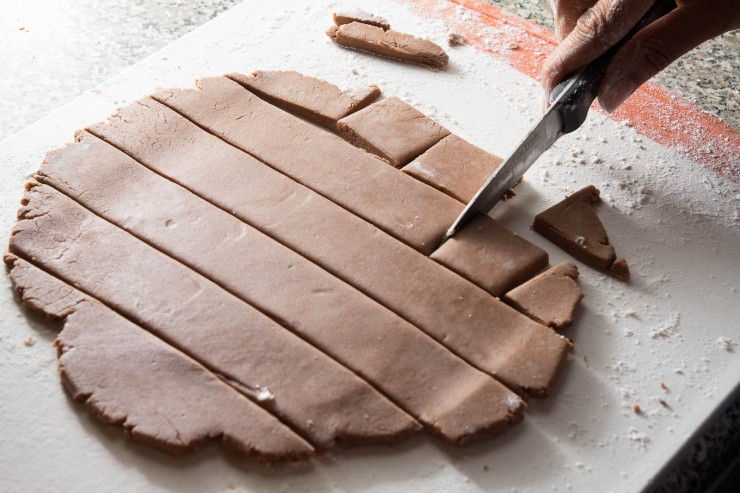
[541,0,740,112]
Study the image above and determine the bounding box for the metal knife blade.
[443,100,565,241]
[442,0,676,242]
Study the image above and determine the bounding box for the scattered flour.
[716,336,735,352]
[627,427,650,449]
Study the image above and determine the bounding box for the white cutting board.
[1,1,738,491]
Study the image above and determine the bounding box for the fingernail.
[599,78,637,113]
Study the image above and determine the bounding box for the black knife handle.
[549,0,677,134]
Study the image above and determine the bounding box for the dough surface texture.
[6,72,578,462]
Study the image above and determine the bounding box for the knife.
[443,0,676,241]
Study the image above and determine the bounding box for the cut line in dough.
[337,96,450,168]
[6,255,315,461]
[333,10,390,30]
[89,96,568,396]
[228,71,380,130]
[7,71,578,462]
[36,132,525,444]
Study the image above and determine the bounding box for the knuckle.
[574,7,612,47]
[635,38,674,74]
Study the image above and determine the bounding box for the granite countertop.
[0,0,737,143]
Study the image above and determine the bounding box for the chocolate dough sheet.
[327,22,449,69]
[155,76,458,255]
[89,97,568,395]
[37,133,525,443]
[157,76,547,297]
[10,184,419,450]
[6,256,314,461]
[228,71,380,130]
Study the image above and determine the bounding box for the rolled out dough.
[89,95,568,395]
[6,71,576,462]
[37,132,525,444]
[11,183,419,450]
[431,215,549,296]
[6,255,314,461]
[403,134,504,202]
[153,76,458,255]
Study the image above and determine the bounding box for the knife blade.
[442,0,676,242]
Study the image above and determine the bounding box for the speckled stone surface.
[0,0,737,142]
[487,0,740,130]
[0,0,240,141]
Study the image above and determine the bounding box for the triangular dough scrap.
[337,96,450,167]
[504,262,584,330]
[228,71,380,130]
[533,186,629,281]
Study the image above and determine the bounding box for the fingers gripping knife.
[443,0,676,241]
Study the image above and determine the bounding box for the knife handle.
[549,0,677,133]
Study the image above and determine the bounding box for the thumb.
[598,1,740,112]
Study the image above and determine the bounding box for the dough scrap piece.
[403,134,503,202]
[89,97,568,396]
[448,33,467,46]
[10,184,420,450]
[333,10,390,30]
[327,22,449,69]
[152,76,460,254]
[228,71,380,130]
[431,215,549,297]
[533,186,630,281]
[504,262,584,330]
[38,133,525,444]
[5,256,314,462]
[337,96,450,168]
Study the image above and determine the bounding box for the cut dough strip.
[153,77,547,297]
[227,71,380,131]
[504,262,584,330]
[402,134,504,203]
[431,215,549,297]
[327,22,448,69]
[89,98,568,395]
[336,96,450,167]
[6,255,314,462]
[10,184,419,450]
[226,73,548,297]
[37,132,525,444]
[153,76,460,255]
